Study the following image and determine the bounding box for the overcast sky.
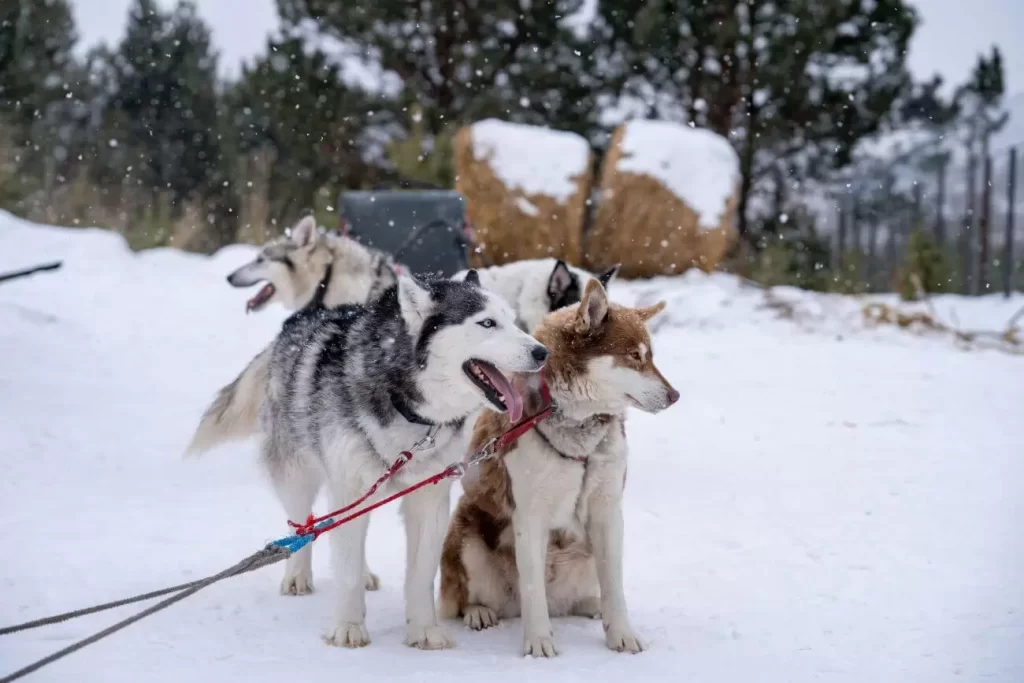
[71,0,1023,95]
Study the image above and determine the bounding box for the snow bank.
[469,119,591,204]
[616,120,740,231]
[613,268,1024,341]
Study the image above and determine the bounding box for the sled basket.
[338,189,470,278]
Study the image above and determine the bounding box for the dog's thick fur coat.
[255,272,546,648]
[187,216,396,456]
[439,280,678,656]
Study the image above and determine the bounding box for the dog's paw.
[324,622,370,648]
[522,632,559,658]
[280,571,314,596]
[463,605,499,630]
[572,596,602,620]
[604,624,645,654]
[405,624,456,650]
[364,571,380,592]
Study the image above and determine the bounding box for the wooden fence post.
[935,157,947,248]
[867,206,879,290]
[885,216,899,290]
[912,182,923,231]
[978,155,992,294]
[836,200,846,273]
[1004,147,1017,297]
[962,154,977,294]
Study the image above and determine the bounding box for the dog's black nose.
[531,345,550,363]
[226,274,235,285]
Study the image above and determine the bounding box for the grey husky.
[253,271,546,648]
[225,215,397,313]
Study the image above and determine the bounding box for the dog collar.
[532,413,615,464]
[532,422,587,464]
[308,263,334,309]
[390,391,436,427]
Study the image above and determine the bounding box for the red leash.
[286,380,554,541]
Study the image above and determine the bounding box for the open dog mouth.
[462,359,524,422]
[245,283,276,313]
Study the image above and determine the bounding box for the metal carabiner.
[411,424,441,453]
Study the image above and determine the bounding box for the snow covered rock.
[454,119,593,265]
[585,120,741,278]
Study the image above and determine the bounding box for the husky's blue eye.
[478,318,496,329]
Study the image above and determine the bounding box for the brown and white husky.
[439,279,678,657]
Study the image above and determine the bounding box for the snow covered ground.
[1,211,1023,682]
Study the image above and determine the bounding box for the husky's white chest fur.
[505,412,623,535]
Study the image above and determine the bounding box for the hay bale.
[585,121,740,278]
[454,119,592,266]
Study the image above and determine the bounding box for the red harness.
[286,380,554,540]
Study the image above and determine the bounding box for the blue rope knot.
[270,518,336,554]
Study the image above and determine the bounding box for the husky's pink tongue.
[479,364,523,422]
[246,283,275,312]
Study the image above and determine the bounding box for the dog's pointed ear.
[547,260,573,300]
[463,269,481,287]
[290,216,317,247]
[598,264,620,288]
[575,278,608,333]
[396,274,432,334]
[635,300,666,323]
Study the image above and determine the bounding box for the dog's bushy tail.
[185,347,270,456]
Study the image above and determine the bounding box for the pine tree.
[95,0,222,211]
[899,75,960,129]
[0,0,77,132]
[226,35,394,223]
[598,0,918,235]
[0,0,83,202]
[273,0,599,139]
[957,46,1009,163]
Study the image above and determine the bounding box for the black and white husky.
[245,272,546,648]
